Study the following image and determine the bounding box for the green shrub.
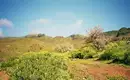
[82,44,97,54]
[99,41,130,65]
[83,53,93,59]
[0,53,70,80]
[70,43,97,59]
[71,51,84,59]
[99,46,126,62]
[70,50,95,59]
[80,43,97,59]
[107,76,127,80]
[123,50,130,65]
[109,41,127,62]
[99,51,113,60]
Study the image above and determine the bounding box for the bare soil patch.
[0,71,9,80]
[69,60,130,80]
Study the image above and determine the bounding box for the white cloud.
[28,19,51,34]
[76,20,83,25]
[61,19,84,36]
[28,19,85,36]
[0,18,13,27]
[29,30,42,35]
[0,28,4,37]
[29,19,50,26]
[37,19,50,24]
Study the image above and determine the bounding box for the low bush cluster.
[0,53,70,80]
[70,44,97,59]
[71,51,95,59]
[99,41,130,65]
[123,51,130,65]
[107,76,127,80]
[70,40,130,65]
[71,50,84,59]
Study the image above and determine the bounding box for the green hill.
[105,30,118,36]
[116,27,130,37]
[105,27,130,37]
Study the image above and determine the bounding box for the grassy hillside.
[0,37,85,59]
[0,38,44,58]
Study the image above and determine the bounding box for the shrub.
[99,41,130,65]
[70,43,98,59]
[71,51,84,59]
[0,53,70,80]
[82,44,97,54]
[70,49,95,59]
[83,53,93,59]
[107,76,127,80]
[55,43,74,53]
[99,51,113,60]
[123,50,130,65]
[100,45,126,61]
[105,42,118,49]
[82,43,97,59]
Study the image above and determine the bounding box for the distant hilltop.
[105,27,130,37]
[24,27,130,38]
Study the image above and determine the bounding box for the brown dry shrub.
[86,26,109,50]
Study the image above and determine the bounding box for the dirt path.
[69,59,130,80]
[0,71,9,80]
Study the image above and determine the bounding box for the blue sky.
[0,0,130,37]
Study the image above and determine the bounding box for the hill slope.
[0,38,45,58]
[105,27,130,37]
[0,37,85,59]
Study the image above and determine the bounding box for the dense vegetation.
[99,41,130,64]
[105,27,130,37]
[117,27,130,37]
[70,27,130,65]
[105,30,118,36]
[0,53,70,80]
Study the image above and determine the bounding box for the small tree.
[86,26,108,50]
